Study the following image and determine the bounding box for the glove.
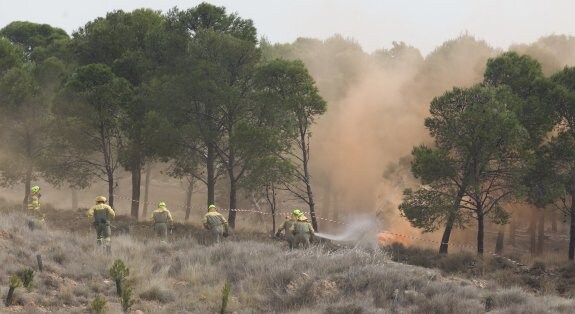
[275,232,281,238]
[223,231,229,238]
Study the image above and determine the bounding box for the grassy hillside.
[1,209,574,313]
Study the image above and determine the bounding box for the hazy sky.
[1,0,574,55]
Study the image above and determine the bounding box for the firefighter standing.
[27,185,44,221]
[152,201,173,242]
[290,209,315,249]
[87,196,116,255]
[275,212,297,249]
[202,204,229,244]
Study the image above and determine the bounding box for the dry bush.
[139,284,175,303]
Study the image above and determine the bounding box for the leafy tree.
[72,9,180,218]
[484,52,560,255]
[0,21,69,62]
[0,37,23,74]
[53,64,132,207]
[0,63,55,207]
[400,145,469,254]
[0,24,68,207]
[254,59,327,231]
[544,66,575,260]
[168,3,261,227]
[401,85,528,255]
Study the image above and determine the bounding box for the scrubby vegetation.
[1,211,575,313]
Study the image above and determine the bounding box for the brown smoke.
[274,34,575,240]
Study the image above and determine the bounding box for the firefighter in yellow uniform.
[27,185,44,221]
[202,204,229,244]
[290,209,315,249]
[87,196,116,255]
[152,201,173,242]
[275,212,297,249]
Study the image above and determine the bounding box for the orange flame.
[377,232,411,246]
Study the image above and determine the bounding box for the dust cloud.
[274,34,575,240]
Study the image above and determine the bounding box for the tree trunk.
[71,189,78,211]
[439,213,455,254]
[266,185,277,235]
[107,170,115,208]
[537,209,545,255]
[529,207,537,256]
[477,211,484,256]
[23,167,32,210]
[142,163,152,218]
[228,174,237,229]
[495,224,505,254]
[508,218,517,246]
[184,177,194,221]
[439,188,465,254]
[130,157,142,219]
[227,146,237,228]
[300,131,318,232]
[207,142,216,207]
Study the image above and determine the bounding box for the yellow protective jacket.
[87,203,116,224]
[277,216,296,234]
[152,206,173,224]
[27,192,41,211]
[290,216,315,240]
[203,208,228,231]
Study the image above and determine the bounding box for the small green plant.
[91,294,107,314]
[220,279,232,314]
[17,268,34,291]
[121,282,135,313]
[5,275,22,306]
[109,259,129,297]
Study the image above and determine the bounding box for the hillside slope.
[1,210,574,313]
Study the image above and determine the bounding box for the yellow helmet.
[96,196,107,203]
[208,204,216,209]
[159,201,166,207]
[292,209,303,217]
[31,185,40,193]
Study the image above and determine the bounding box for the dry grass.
[1,209,575,313]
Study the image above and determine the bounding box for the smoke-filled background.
[3,0,575,242]
[263,34,575,238]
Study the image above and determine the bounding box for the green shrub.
[110,259,129,297]
[121,282,135,314]
[5,275,22,306]
[17,268,34,291]
[91,294,107,314]
[220,280,232,314]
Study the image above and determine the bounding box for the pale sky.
[1,0,574,55]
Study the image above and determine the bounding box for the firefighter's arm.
[277,221,286,233]
[86,207,94,218]
[220,214,229,232]
[202,214,209,229]
[167,210,174,224]
[108,206,116,220]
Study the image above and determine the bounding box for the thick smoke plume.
[269,34,575,239]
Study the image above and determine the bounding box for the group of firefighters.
[25,185,316,254]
